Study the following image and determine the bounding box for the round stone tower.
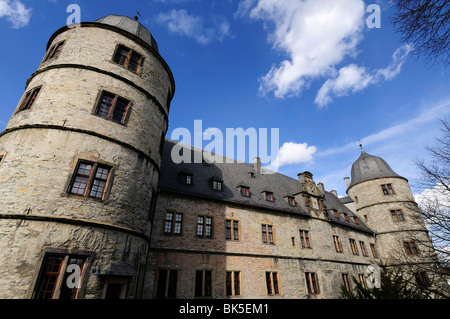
[0,15,174,299]
[346,149,434,266]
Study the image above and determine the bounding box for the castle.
[0,15,443,299]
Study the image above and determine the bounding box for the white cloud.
[156,9,231,45]
[0,0,31,28]
[243,0,365,98]
[266,141,317,171]
[315,44,413,107]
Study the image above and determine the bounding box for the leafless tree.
[391,0,450,65]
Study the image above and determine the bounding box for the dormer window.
[179,170,193,186]
[353,216,359,224]
[287,197,296,206]
[381,184,394,195]
[265,192,274,202]
[343,213,349,222]
[212,180,223,191]
[332,209,339,218]
[240,186,250,197]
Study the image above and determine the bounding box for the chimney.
[298,171,313,183]
[253,157,261,175]
[330,190,338,197]
[317,182,325,195]
[344,177,350,188]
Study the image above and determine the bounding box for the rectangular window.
[212,180,223,191]
[262,224,274,244]
[370,243,379,258]
[240,186,250,197]
[265,192,274,201]
[34,254,85,299]
[95,91,131,124]
[113,45,143,73]
[404,241,420,255]
[226,219,239,240]
[381,184,394,195]
[265,272,279,295]
[69,161,112,200]
[44,41,65,62]
[343,213,349,222]
[349,238,359,255]
[156,269,178,298]
[19,86,41,112]
[197,216,212,238]
[342,274,352,292]
[353,216,359,224]
[195,270,212,297]
[358,274,368,289]
[226,271,241,296]
[333,235,344,253]
[299,230,311,248]
[391,209,405,222]
[333,209,339,219]
[164,212,183,235]
[359,241,368,256]
[288,197,296,206]
[305,272,320,294]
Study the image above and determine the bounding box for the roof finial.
[358,140,365,153]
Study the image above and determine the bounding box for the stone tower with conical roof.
[0,15,174,299]
[346,149,436,271]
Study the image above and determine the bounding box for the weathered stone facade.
[0,15,443,300]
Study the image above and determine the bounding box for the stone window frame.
[92,90,133,126]
[359,241,369,257]
[64,158,115,202]
[305,272,320,294]
[163,210,183,236]
[225,270,241,297]
[342,273,352,292]
[194,268,214,298]
[225,218,240,241]
[265,271,280,296]
[349,238,359,255]
[381,183,395,195]
[196,214,213,238]
[28,247,94,299]
[390,209,405,222]
[42,40,66,63]
[155,268,179,298]
[112,44,145,75]
[370,243,379,258]
[261,224,275,244]
[299,229,312,248]
[17,85,42,113]
[403,240,420,255]
[333,235,344,253]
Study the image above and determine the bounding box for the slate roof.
[95,15,159,52]
[159,140,375,234]
[348,150,404,190]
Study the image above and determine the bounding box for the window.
[226,271,240,296]
[212,180,223,191]
[68,161,112,200]
[179,173,193,185]
[404,241,420,255]
[370,243,379,258]
[343,213,349,222]
[113,45,143,73]
[197,216,212,238]
[262,224,274,244]
[18,86,41,112]
[333,235,344,253]
[299,230,311,248]
[342,274,352,292]
[349,238,359,255]
[358,274,368,289]
[240,186,250,197]
[287,197,296,206]
[381,184,394,195]
[34,254,85,299]
[164,212,183,235]
[226,219,239,240]
[353,216,359,224]
[156,269,178,298]
[195,270,212,297]
[414,271,430,288]
[265,272,279,295]
[305,272,320,294]
[333,209,339,219]
[359,241,368,256]
[95,91,131,124]
[44,41,65,62]
[265,192,274,201]
[391,209,405,222]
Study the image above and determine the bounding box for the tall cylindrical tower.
[346,150,435,267]
[0,15,174,299]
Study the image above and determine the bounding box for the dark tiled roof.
[159,140,374,234]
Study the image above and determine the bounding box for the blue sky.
[0,0,449,197]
